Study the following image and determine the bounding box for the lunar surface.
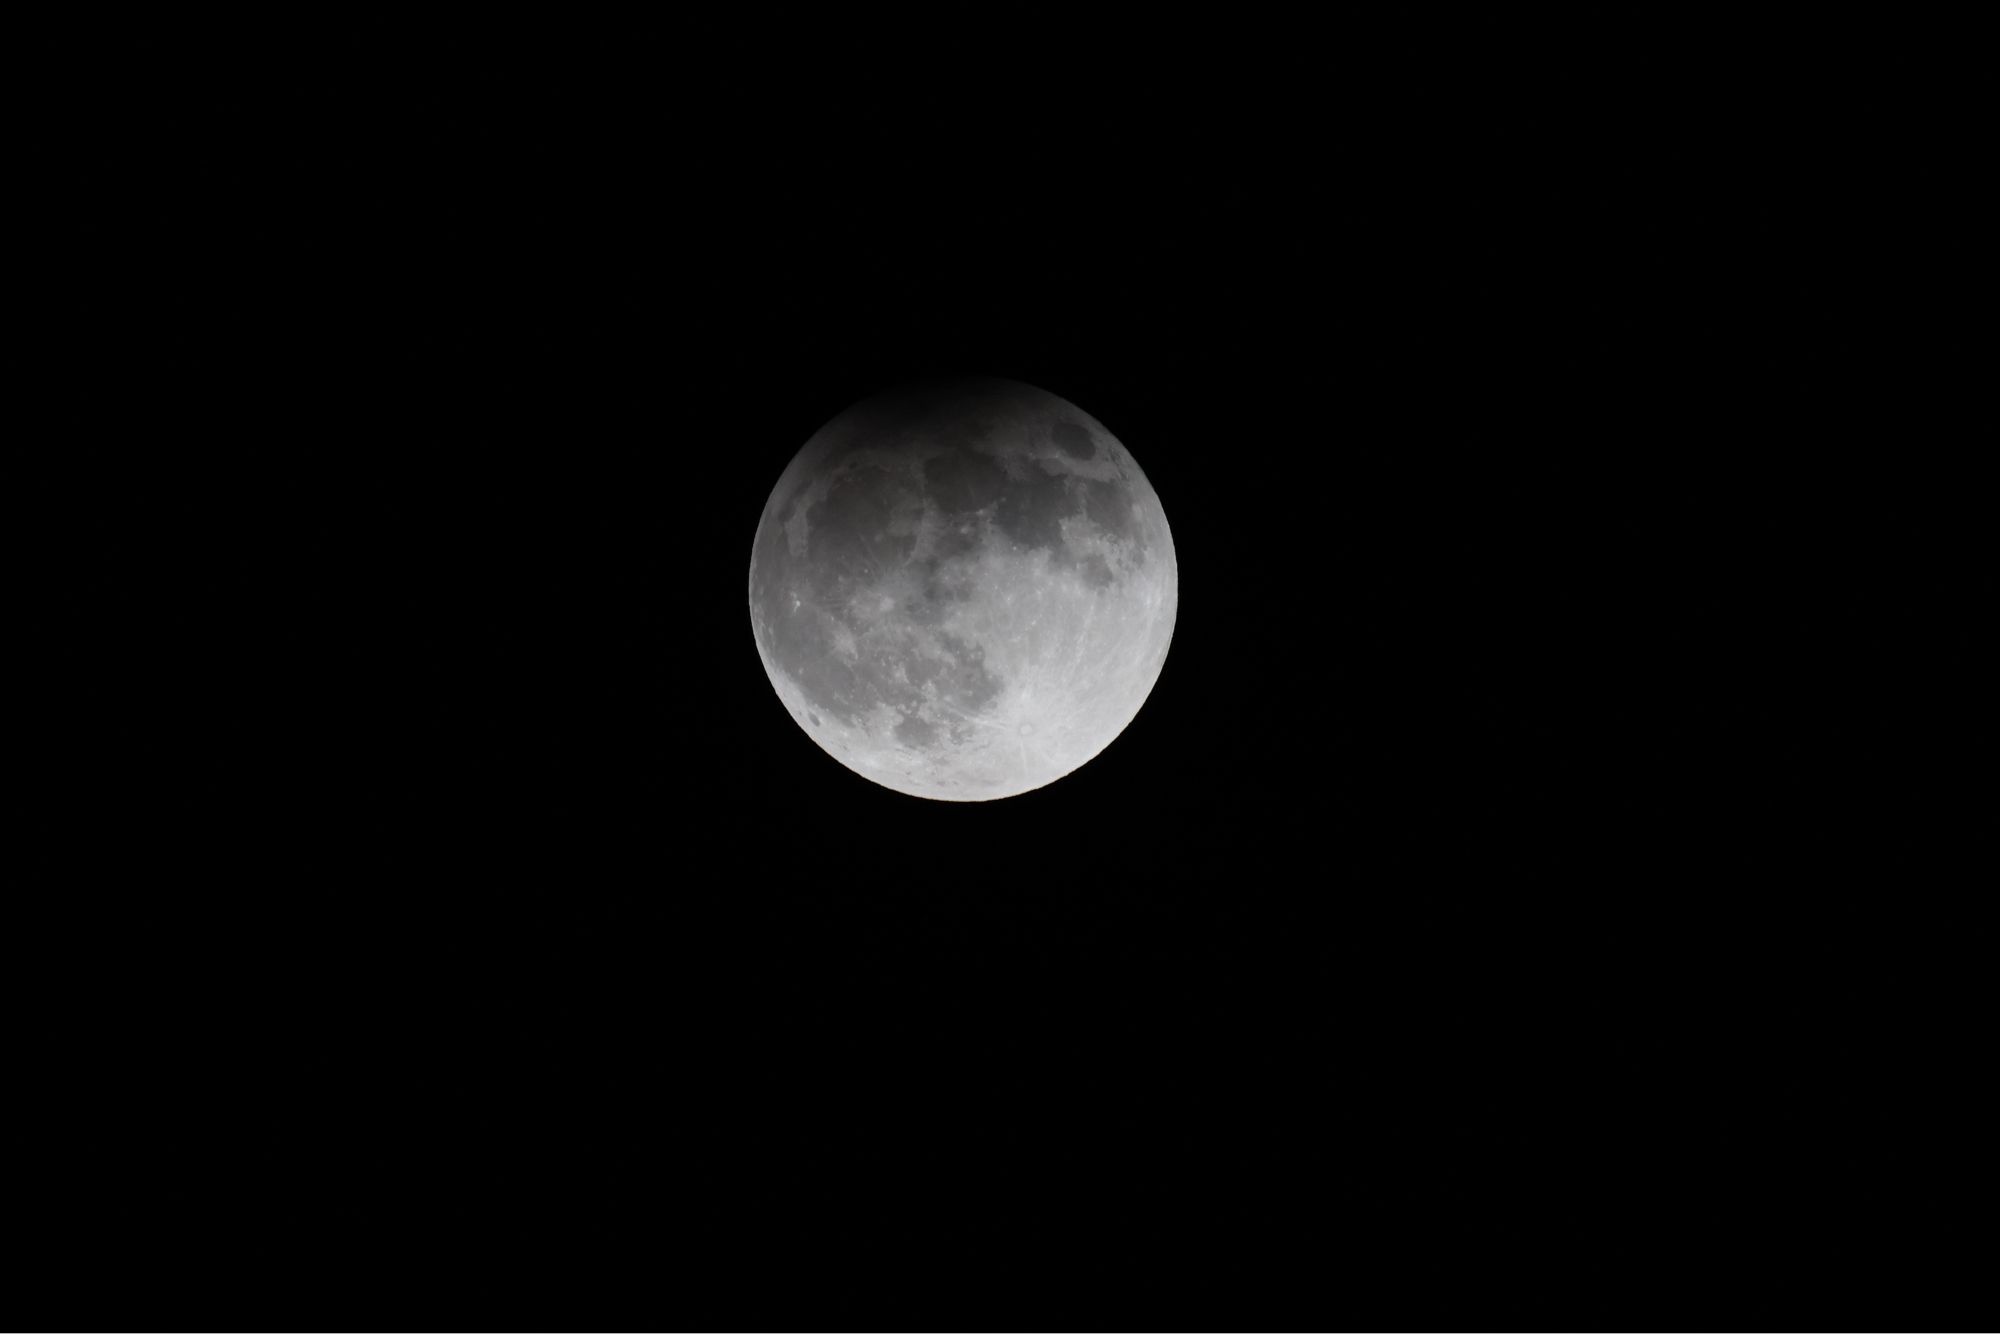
[748,377,1177,800]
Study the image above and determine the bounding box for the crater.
[895,713,939,749]
[1078,553,1116,589]
[761,602,871,727]
[995,462,1079,552]
[933,631,1005,715]
[806,465,919,589]
[1051,420,1096,460]
[923,449,1009,514]
[930,523,983,562]
[1082,476,1138,542]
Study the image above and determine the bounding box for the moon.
[748,377,1177,800]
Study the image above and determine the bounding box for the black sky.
[74,42,1927,1326]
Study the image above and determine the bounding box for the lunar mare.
[748,377,1177,800]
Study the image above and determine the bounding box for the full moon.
[748,377,1177,800]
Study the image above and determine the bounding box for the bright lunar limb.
[748,377,1177,801]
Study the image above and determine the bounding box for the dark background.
[65,38,1962,1328]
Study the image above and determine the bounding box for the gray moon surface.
[748,377,1177,801]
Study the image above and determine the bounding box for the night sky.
[77,40,1917,1327]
